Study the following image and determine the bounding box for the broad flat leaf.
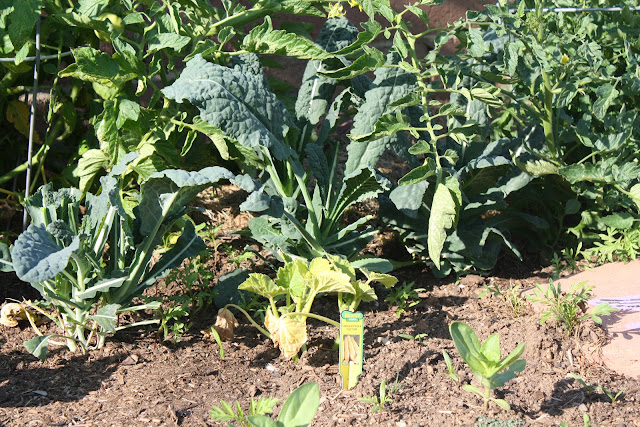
[350,111,414,142]
[239,273,287,299]
[350,257,394,273]
[135,167,234,236]
[308,270,354,295]
[493,398,511,411]
[188,116,230,160]
[76,272,127,300]
[243,16,332,60]
[593,83,619,120]
[598,213,634,230]
[480,333,501,363]
[76,0,109,17]
[491,357,525,388]
[147,33,190,53]
[495,342,525,374]
[319,46,385,80]
[362,270,398,288]
[10,225,80,283]
[116,99,140,128]
[247,415,280,427]
[24,335,52,361]
[350,280,377,302]
[162,55,296,160]
[60,47,135,86]
[277,382,320,426]
[428,178,460,269]
[345,53,417,176]
[389,180,429,216]
[75,149,109,193]
[449,321,487,377]
[276,260,308,299]
[559,163,613,184]
[8,0,42,45]
[272,316,307,359]
[629,183,640,212]
[91,303,119,332]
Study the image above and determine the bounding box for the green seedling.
[358,376,400,413]
[204,326,225,360]
[570,373,623,404]
[210,395,280,426]
[449,321,526,410]
[399,333,428,344]
[384,281,425,318]
[527,281,618,335]
[442,349,459,382]
[480,281,527,318]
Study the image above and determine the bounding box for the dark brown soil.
[1,187,639,427]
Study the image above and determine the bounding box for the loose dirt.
[1,187,639,426]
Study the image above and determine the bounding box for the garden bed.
[1,188,638,426]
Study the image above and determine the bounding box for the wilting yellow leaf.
[0,303,27,327]
[6,100,42,144]
[212,307,238,341]
[271,316,307,359]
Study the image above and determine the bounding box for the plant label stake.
[339,310,364,389]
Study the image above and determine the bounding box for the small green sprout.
[449,321,526,410]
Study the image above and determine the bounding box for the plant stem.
[225,304,271,338]
[281,311,340,328]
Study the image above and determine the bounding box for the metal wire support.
[23,14,42,231]
[0,50,73,63]
[509,6,640,13]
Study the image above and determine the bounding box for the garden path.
[558,260,640,380]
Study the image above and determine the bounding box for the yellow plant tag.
[339,310,364,390]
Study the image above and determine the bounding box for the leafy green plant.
[161,15,416,266]
[449,321,526,410]
[385,281,424,318]
[527,280,618,335]
[2,0,332,205]
[570,373,624,404]
[584,225,640,265]
[5,153,233,360]
[210,381,320,427]
[437,0,640,257]
[215,255,395,359]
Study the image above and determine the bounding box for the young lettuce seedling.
[449,321,526,410]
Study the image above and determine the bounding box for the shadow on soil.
[0,352,121,408]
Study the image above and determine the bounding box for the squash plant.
[7,153,233,360]
[215,255,396,359]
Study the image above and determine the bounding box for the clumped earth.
[1,188,639,426]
